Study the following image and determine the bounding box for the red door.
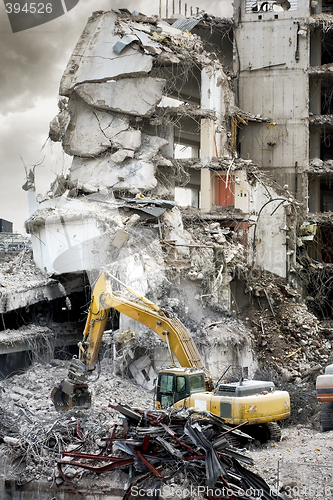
[216,176,235,206]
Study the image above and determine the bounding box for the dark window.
[189,374,205,391]
[176,376,186,393]
[159,374,174,393]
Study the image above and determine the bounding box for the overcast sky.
[0,0,232,234]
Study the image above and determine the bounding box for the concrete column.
[201,67,226,158]
[309,79,321,116]
[310,29,321,67]
[234,170,250,212]
[200,118,215,211]
[200,169,212,211]
[159,122,174,159]
[308,176,321,212]
[309,129,321,159]
[199,67,228,210]
[200,118,215,160]
[27,189,38,215]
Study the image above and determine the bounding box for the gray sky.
[0,0,232,234]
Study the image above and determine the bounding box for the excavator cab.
[156,368,206,409]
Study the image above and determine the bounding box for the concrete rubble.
[305,158,333,174]
[0,349,286,500]
[0,355,329,500]
[0,249,84,316]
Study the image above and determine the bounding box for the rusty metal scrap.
[56,404,284,499]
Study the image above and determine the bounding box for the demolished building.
[1,0,330,389]
[233,0,333,319]
[22,9,262,385]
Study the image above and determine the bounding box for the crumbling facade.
[28,9,297,280]
[2,0,329,410]
[232,0,333,316]
[19,10,262,385]
[19,7,312,386]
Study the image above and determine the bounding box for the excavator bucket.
[51,384,72,411]
[51,382,92,411]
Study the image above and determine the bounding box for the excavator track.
[239,422,282,444]
[225,422,282,448]
[320,402,333,432]
[265,422,282,442]
[226,433,244,448]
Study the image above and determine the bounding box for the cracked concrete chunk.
[112,228,129,249]
[111,149,135,163]
[162,206,191,256]
[128,21,153,33]
[70,155,157,193]
[62,93,130,157]
[49,109,70,142]
[155,155,173,167]
[136,134,169,160]
[60,11,153,95]
[311,158,323,167]
[156,51,181,65]
[112,129,141,151]
[75,78,165,117]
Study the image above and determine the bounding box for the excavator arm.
[52,272,212,411]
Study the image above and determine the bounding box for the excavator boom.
[52,272,212,411]
[81,272,207,371]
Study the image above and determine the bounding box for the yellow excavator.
[51,271,290,441]
[316,364,333,431]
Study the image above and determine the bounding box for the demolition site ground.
[0,249,332,500]
[0,356,331,500]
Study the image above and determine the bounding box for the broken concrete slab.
[25,196,127,274]
[60,11,154,95]
[75,78,165,117]
[67,132,168,194]
[0,251,84,314]
[0,278,64,314]
[70,155,157,193]
[136,133,169,160]
[128,354,156,390]
[162,206,192,256]
[62,93,130,157]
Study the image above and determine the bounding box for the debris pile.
[241,272,332,371]
[0,248,84,322]
[0,359,287,499]
[54,404,282,499]
[305,158,333,174]
[235,272,333,425]
[0,361,153,489]
[0,249,51,298]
